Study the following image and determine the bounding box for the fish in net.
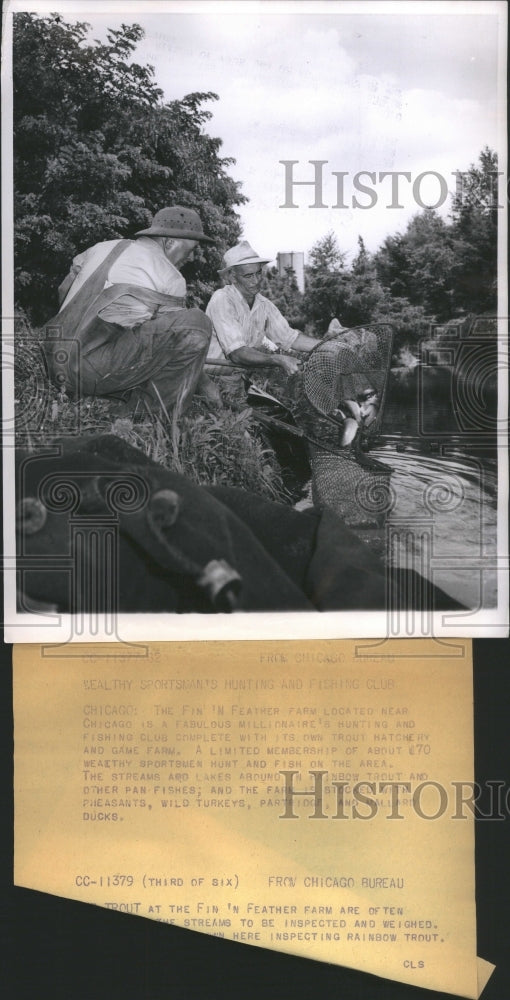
[295,324,395,528]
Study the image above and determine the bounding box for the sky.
[8,1,507,264]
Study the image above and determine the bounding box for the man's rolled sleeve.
[206,291,247,356]
[263,300,300,350]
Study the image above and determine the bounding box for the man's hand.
[276,354,301,376]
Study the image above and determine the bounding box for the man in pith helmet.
[206,240,321,375]
[46,206,218,415]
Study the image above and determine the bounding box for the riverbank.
[13,320,291,504]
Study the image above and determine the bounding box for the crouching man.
[205,241,321,375]
[45,206,218,415]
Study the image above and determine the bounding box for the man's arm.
[257,301,321,359]
[291,332,322,352]
[228,329,321,374]
[229,346,300,375]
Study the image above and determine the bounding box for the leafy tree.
[449,146,498,314]
[372,297,431,356]
[300,231,431,354]
[303,231,349,334]
[375,210,458,318]
[342,236,386,326]
[260,266,305,329]
[373,232,411,301]
[451,146,500,215]
[13,13,246,322]
[374,149,498,320]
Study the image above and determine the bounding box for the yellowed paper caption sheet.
[14,640,493,997]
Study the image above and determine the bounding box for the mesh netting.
[303,324,394,436]
[244,326,395,528]
[300,325,394,525]
[309,446,392,527]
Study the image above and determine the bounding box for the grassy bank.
[14,319,291,504]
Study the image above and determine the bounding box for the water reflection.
[271,354,499,610]
[372,445,497,609]
[364,361,498,608]
[296,443,497,610]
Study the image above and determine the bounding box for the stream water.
[252,358,499,610]
[292,368,499,609]
[374,365,498,608]
[294,443,498,610]
[368,444,498,609]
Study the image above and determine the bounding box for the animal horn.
[16,497,47,534]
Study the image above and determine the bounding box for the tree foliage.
[342,236,387,326]
[297,149,499,353]
[260,266,306,329]
[302,231,432,353]
[449,146,498,313]
[302,231,350,333]
[374,148,498,319]
[14,13,246,322]
[375,210,458,317]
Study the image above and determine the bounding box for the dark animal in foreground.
[16,435,463,614]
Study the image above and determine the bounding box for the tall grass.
[14,318,290,504]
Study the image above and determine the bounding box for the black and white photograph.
[2,0,508,640]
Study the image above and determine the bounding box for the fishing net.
[237,324,394,531]
[303,324,393,433]
[297,324,395,526]
[307,447,393,532]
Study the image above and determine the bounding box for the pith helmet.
[135,206,214,243]
[219,240,272,274]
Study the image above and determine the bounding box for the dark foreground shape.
[15,435,464,614]
[207,486,465,613]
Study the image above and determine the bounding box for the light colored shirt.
[205,283,299,361]
[60,237,186,327]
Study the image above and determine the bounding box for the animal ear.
[16,498,47,535]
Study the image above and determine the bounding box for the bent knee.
[183,309,212,350]
[186,308,212,335]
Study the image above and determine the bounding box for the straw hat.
[219,240,271,274]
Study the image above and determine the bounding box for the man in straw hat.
[46,206,219,415]
[205,241,321,375]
